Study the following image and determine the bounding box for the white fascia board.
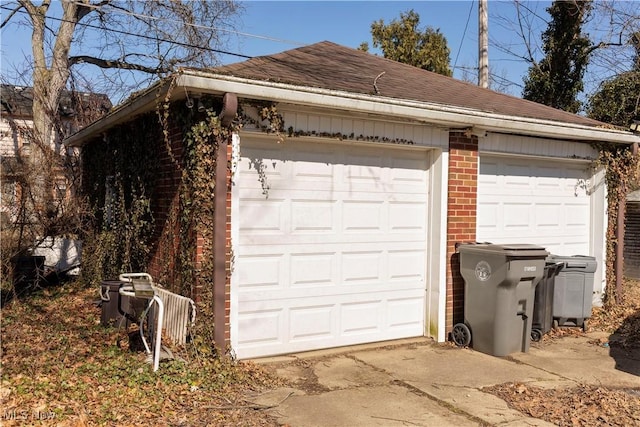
[177,72,640,145]
[65,70,640,147]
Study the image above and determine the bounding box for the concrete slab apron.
[353,345,560,426]
[264,355,479,427]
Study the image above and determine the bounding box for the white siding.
[241,104,449,150]
[481,133,598,160]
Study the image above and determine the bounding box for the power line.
[0,4,254,60]
[68,0,306,47]
[453,0,475,72]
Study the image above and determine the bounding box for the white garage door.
[232,137,429,358]
[477,155,591,256]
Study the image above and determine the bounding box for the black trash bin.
[530,261,563,341]
[100,280,131,327]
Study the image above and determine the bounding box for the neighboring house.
[1,85,111,277]
[65,41,640,359]
[0,84,111,225]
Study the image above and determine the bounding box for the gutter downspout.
[213,133,229,350]
[616,141,639,304]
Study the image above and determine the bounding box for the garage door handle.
[517,311,528,320]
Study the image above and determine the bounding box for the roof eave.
[65,70,640,147]
[64,79,168,147]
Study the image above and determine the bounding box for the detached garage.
[66,41,639,359]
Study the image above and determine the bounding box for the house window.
[1,179,16,207]
[1,179,17,224]
[54,179,68,203]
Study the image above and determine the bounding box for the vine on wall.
[179,107,233,334]
[594,143,639,307]
[80,117,158,286]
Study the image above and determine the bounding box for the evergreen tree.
[369,9,452,76]
[522,1,592,113]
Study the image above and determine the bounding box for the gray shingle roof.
[212,41,603,128]
[1,84,112,118]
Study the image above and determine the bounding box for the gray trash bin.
[549,255,597,331]
[100,280,130,327]
[454,243,548,357]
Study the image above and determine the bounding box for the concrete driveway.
[248,332,639,426]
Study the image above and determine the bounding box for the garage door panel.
[238,254,283,289]
[238,199,285,234]
[342,251,384,283]
[234,139,429,358]
[503,202,531,229]
[291,200,336,232]
[388,297,425,328]
[343,200,384,231]
[341,300,383,334]
[237,308,284,347]
[291,253,335,286]
[566,203,589,226]
[390,202,427,231]
[289,305,335,341]
[389,250,427,280]
[534,204,562,228]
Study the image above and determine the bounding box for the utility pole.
[478,0,489,88]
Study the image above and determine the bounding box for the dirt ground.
[482,277,640,427]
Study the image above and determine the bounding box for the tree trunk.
[22,0,78,217]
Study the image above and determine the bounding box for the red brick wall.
[147,119,184,289]
[446,132,478,334]
[148,116,184,290]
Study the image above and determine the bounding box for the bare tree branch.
[68,55,169,74]
[0,3,24,29]
[76,0,112,22]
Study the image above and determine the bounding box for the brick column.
[446,132,478,336]
[213,137,233,350]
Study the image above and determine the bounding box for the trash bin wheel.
[531,328,542,342]
[452,323,471,347]
[552,319,559,330]
[582,319,588,332]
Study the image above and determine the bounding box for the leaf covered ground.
[483,277,640,427]
[2,278,639,426]
[0,283,283,426]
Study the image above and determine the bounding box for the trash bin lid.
[458,243,549,258]
[548,254,597,272]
